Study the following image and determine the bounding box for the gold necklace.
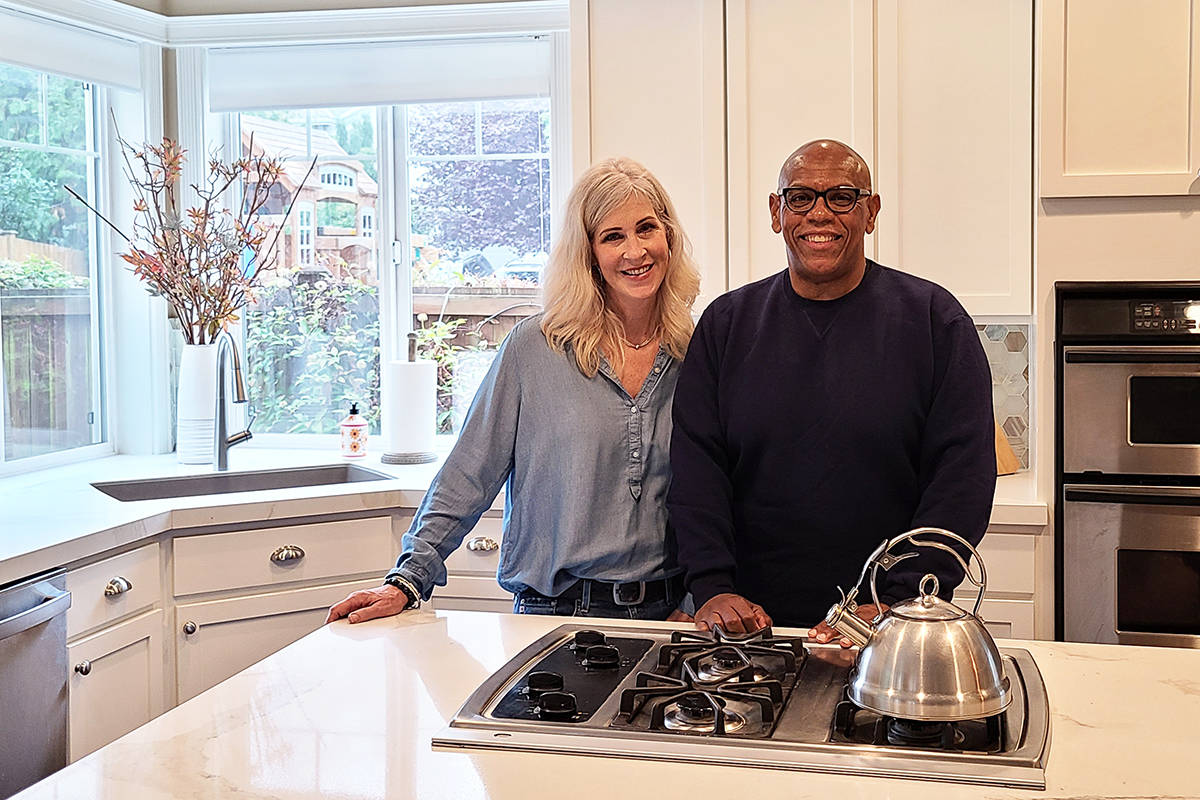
[622,333,657,350]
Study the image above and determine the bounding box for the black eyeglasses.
[778,185,872,214]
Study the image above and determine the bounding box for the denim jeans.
[512,577,683,620]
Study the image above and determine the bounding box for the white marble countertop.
[0,447,1046,587]
[13,610,1199,800]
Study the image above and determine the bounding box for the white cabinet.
[65,543,166,762]
[724,0,1032,314]
[431,516,511,613]
[171,515,401,701]
[174,578,376,703]
[581,0,728,308]
[1041,0,1200,197]
[874,0,1032,315]
[68,609,165,762]
[953,531,1037,640]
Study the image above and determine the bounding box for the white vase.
[176,343,217,464]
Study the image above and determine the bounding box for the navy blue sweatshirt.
[668,263,996,627]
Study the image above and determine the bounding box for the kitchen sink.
[92,464,393,502]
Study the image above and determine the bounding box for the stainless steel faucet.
[214,330,253,471]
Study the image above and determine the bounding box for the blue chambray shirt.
[387,315,681,599]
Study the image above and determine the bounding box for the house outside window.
[0,61,104,463]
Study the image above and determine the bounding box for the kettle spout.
[824,602,875,648]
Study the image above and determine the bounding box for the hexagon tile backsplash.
[976,323,1029,470]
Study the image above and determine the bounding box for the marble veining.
[13,613,1200,800]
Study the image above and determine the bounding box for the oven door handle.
[1064,485,1200,505]
[1064,351,1200,364]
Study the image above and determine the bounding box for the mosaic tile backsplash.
[976,323,1030,470]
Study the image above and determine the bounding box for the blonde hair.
[540,157,701,377]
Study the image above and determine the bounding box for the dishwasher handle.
[0,588,71,642]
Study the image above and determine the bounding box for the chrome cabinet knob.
[466,536,499,552]
[104,576,133,597]
[183,621,198,635]
[270,544,305,563]
[74,661,91,676]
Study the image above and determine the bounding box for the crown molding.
[165,1,568,47]
[0,0,168,43]
[0,0,568,48]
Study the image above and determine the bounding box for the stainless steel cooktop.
[433,623,1051,789]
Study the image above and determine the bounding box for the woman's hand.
[325,584,410,624]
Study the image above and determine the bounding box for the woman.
[326,157,701,623]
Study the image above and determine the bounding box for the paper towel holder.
[382,332,438,465]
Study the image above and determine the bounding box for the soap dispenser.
[340,402,368,458]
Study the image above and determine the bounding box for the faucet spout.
[214,331,252,471]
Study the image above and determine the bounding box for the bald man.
[667,140,996,636]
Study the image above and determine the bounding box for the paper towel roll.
[381,359,437,463]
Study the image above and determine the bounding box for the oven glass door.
[1063,486,1200,647]
[1062,346,1200,475]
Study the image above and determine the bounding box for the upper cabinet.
[874,0,1033,316]
[1041,0,1200,197]
[576,0,1034,315]
[579,0,728,309]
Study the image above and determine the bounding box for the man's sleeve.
[668,305,740,609]
[879,313,997,606]
[388,330,522,599]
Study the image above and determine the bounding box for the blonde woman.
[327,158,702,623]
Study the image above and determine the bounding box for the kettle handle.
[866,527,987,618]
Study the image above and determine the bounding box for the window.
[361,207,374,239]
[240,107,380,435]
[0,61,104,463]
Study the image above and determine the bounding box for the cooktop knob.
[537,691,577,720]
[572,630,606,651]
[525,670,564,697]
[583,644,620,669]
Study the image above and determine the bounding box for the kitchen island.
[12,610,1200,800]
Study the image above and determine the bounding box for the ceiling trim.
[0,0,568,48]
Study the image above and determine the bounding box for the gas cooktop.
[433,623,1051,789]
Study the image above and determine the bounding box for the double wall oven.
[1057,282,1200,647]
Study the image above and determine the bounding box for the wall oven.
[1057,282,1200,647]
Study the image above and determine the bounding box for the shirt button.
[632,450,640,459]
[631,407,638,415]
[653,366,661,373]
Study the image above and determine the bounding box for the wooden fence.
[0,233,88,276]
[1,288,94,460]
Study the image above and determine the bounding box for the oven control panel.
[1130,300,1200,333]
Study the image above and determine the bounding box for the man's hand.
[666,608,694,623]
[807,602,889,648]
[694,593,772,635]
[325,584,410,625]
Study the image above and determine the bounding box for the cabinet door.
[725,0,875,290]
[583,0,727,308]
[68,609,165,762]
[874,0,1032,315]
[1041,0,1200,196]
[175,578,376,703]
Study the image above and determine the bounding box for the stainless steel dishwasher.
[0,569,71,799]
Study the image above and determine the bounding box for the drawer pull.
[466,536,499,552]
[270,545,306,563]
[104,576,133,597]
[183,621,198,635]
[74,661,91,676]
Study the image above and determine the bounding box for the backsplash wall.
[976,323,1030,470]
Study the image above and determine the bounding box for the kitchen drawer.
[961,597,1035,641]
[67,543,161,639]
[973,532,1035,596]
[174,516,395,596]
[443,517,502,577]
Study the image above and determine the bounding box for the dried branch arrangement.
[69,131,315,344]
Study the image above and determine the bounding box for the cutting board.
[994,420,1021,475]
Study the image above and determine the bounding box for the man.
[668,139,996,636]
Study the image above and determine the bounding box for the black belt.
[569,574,683,606]
[523,574,684,607]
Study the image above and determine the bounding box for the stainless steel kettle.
[824,527,1011,722]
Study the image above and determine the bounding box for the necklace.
[622,333,657,350]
